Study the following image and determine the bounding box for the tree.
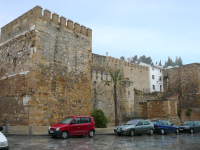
[120,56,125,61]
[102,70,125,126]
[159,60,162,66]
[164,56,174,67]
[138,55,154,65]
[175,56,183,66]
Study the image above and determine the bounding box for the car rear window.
[144,121,150,125]
[182,121,193,126]
[81,117,91,123]
[151,121,159,124]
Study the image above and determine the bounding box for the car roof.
[67,116,92,118]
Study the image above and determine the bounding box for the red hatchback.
[48,116,95,139]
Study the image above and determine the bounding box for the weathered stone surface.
[163,64,200,109]
[0,6,92,126]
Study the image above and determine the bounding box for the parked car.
[0,126,9,150]
[179,121,200,134]
[151,120,179,135]
[114,119,154,136]
[48,116,95,139]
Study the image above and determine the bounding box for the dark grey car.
[114,119,154,136]
[179,121,200,134]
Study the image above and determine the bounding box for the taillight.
[156,125,159,127]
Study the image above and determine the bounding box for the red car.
[48,116,95,139]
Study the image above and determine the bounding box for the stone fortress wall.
[1,5,199,126]
[163,63,200,109]
[0,6,92,125]
[91,53,149,121]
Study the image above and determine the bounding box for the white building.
[139,62,163,93]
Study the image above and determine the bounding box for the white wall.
[139,62,163,93]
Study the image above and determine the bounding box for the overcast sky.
[0,0,200,65]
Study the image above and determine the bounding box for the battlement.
[107,56,148,71]
[1,5,92,41]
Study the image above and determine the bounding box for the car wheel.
[130,129,134,137]
[175,129,179,134]
[160,129,165,135]
[190,129,194,134]
[88,130,95,138]
[149,129,154,136]
[61,131,68,139]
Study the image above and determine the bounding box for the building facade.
[139,62,163,93]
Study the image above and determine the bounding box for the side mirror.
[0,126,3,131]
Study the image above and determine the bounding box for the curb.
[3,133,116,136]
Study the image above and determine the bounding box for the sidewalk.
[1,122,121,136]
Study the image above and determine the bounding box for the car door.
[143,121,151,133]
[194,121,199,132]
[167,121,175,132]
[135,120,144,133]
[160,121,169,132]
[68,117,82,135]
[81,117,92,135]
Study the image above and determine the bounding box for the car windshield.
[151,121,159,124]
[182,121,193,126]
[60,117,73,124]
[125,120,138,125]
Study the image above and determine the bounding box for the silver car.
[114,119,154,136]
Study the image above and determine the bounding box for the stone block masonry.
[163,63,200,109]
[91,53,150,121]
[0,6,92,125]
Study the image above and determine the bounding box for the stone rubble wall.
[146,99,177,118]
[163,63,200,108]
[0,6,92,126]
[91,53,149,121]
[0,30,36,125]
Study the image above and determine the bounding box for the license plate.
[50,130,54,133]
[179,129,183,131]
[117,130,120,132]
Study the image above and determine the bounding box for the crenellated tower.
[0,6,92,125]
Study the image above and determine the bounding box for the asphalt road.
[5,132,200,150]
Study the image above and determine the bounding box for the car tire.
[130,129,134,137]
[175,129,179,134]
[190,129,194,134]
[88,130,95,138]
[149,129,154,136]
[160,129,165,135]
[61,131,68,139]
[117,134,121,136]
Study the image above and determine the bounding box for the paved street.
[5,132,200,150]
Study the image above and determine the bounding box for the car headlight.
[49,126,51,130]
[0,141,8,147]
[115,127,118,130]
[56,127,60,131]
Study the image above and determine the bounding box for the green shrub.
[91,109,108,128]
[185,108,192,117]
[177,109,182,117]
